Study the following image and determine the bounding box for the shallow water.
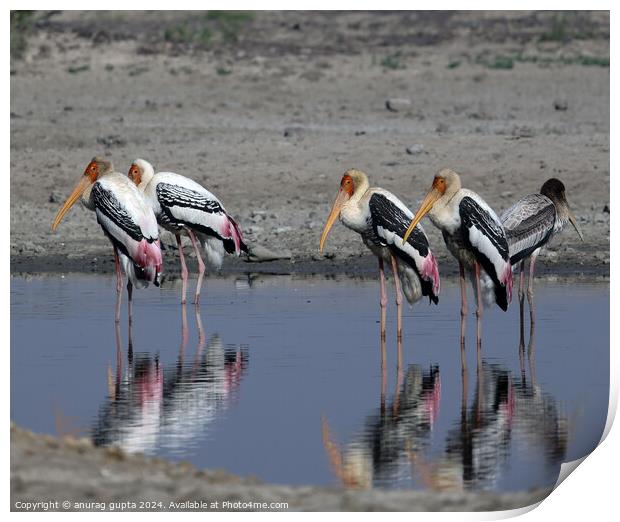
[11,274,609,492]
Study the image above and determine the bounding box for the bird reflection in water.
[92,305,249,455]
[322,339,567,491]
[322,339,441,489]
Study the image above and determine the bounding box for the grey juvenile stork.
[501,178,584,347]
[319,169,440,340]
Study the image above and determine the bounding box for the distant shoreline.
[10,251,610,282]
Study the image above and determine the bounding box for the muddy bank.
[10,425,550,512]
[10,11,609,279]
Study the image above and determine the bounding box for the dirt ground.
[10,10,609,279]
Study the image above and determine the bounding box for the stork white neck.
[340,170,371,232]
[135,159,155,191]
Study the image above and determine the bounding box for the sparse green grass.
[475,51,609,70]
[447,60,461,69]
[540,15,568,42]
[163,11,253,48]
[67,64,90,74]
[379,51,406,70]
[10,10,35,59]
[539,13,602,43]
[476,54,514,70]
[216,67,232,76]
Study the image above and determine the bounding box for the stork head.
[540,178,584,241]
[402,168,461,244]
[319,169,369,253]
[51,156,113,231]
[128,158,155,189]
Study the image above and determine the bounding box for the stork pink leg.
[459,261,467,348]
[127,281,133,326]
[518,260,525,349]
[378,258,388,340]
[380,333,387,415]
[475,261,483,350]
[186,229,206,305]
[390,253,403,340]
[113,248,123,323]
[175,234,189,305]
[178,304,188,369]
[527,254,537,326]
[527,253,538,354]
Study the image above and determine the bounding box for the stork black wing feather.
[92,182,144,242]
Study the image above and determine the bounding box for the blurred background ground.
[10,10,609,277]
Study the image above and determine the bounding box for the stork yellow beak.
[319,189,350,253]
[567,208,584,242]
[51,176,91,231]
[402,187,442,244]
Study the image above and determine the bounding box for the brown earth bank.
[10,424,551,512]
[10,11,609,279]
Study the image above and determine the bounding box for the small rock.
[385,98,411,112]
[603,204,610,214]
[97,135,126,148]
[245,244,292,262]
[283,127,304,138]
[553,99,568,111]
[406,144,424,155]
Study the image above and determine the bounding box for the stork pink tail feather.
[501,262,513,303]
[421,250,441,297]
[223,214,248,255]
[131,239,163,285]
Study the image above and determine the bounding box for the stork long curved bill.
[402,187,442,245]
[567,208,585,242]
[319,188,350,253]
[51,176,92,231]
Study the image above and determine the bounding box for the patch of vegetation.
[571,55,609,67]
[476,54,514,70]
[205,11,253,43]
[539,13,603,43]
[540,14,568,42]
[379,51,406,70]
[447,60,461,69]
[67,64,90,74]
[163,11,253,49]
[475,51,609,70]
[216,67,232,76]
[10,10,35,59]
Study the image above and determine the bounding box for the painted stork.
[402,168,512,349]
[128,159,248,305]
[501,178,584,347]
[52,157,163,323]
[319,169,440,340]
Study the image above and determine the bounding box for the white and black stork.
[52,157,163,323]
[403,168,512,349]
[501,178,584,347]
[128,159,248,305]
[319,169,440,340]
